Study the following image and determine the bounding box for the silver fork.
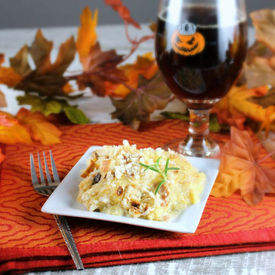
[30,151,84,270]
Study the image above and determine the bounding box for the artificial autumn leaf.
[17,94,90,124]
[245,56,275,88]
[50,36,76,75]
[0,89,6,108]
[104,0,140,29]
[0,54,3,65]
[212,85,275,132]
[76,7,98,68]
[106,52,158,97]
[75,7,126,96]
[63,106,90,124]
[211,127,275,205]
[17,108,62,145]
[229,86,275,132]
[258,131,275,159]
[14,30,76,97]
[111,72,172,129]
[250,9,275,51]
[0,57,6,110]
[0,54,22,87]
[0,111,32,145]
[76,42,125,96]
[211,86,247,130]
[244,10,275,88]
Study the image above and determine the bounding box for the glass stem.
[164,107,219,157]
[188,109,209,138]
[182,108,217,157]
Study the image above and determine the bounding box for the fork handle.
[54,215,84,270]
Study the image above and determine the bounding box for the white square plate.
[42,146,220,233]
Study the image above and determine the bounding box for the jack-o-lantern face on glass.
[171,22,205,56]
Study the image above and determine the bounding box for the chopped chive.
[139,158,180,194]
[155,179,165,194]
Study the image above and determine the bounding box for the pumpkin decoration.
[172,22,205,56]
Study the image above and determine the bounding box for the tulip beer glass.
[155,0,247,157]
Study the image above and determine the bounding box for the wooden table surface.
[0,24,274,275]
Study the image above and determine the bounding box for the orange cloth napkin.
[0,120,274,273]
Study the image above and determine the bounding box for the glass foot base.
[164,136,220,158]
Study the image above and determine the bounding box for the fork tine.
[49,150,60,183]
[37,152,45,184]
[30,154,39,187]
[43,151,52,184]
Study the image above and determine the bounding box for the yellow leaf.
[229,86,275,126]
[212,85,275,131]
[0,111,32,145]
[17,108,62,145]
[76,7,98,68]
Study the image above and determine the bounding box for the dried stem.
[122,23,155,62]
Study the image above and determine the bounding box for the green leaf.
[162,111,229,133]
[17,94,90,125]
[161,111,189,121]
[209,114,222,133]
[17,94,45,113]
[63,106,90,124]
[44,101,62,116]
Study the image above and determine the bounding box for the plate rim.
[41,145,220,233]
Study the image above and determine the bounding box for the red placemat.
[0,120,274,273]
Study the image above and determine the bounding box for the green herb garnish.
[139,158,179,194]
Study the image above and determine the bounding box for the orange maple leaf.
[0,111,33,145]
[17,108,62,146]
[76,7,98,69]
[105,52,158,97]
[75,7,125,97]
[211,127,275,205]
[0,54,22,87]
